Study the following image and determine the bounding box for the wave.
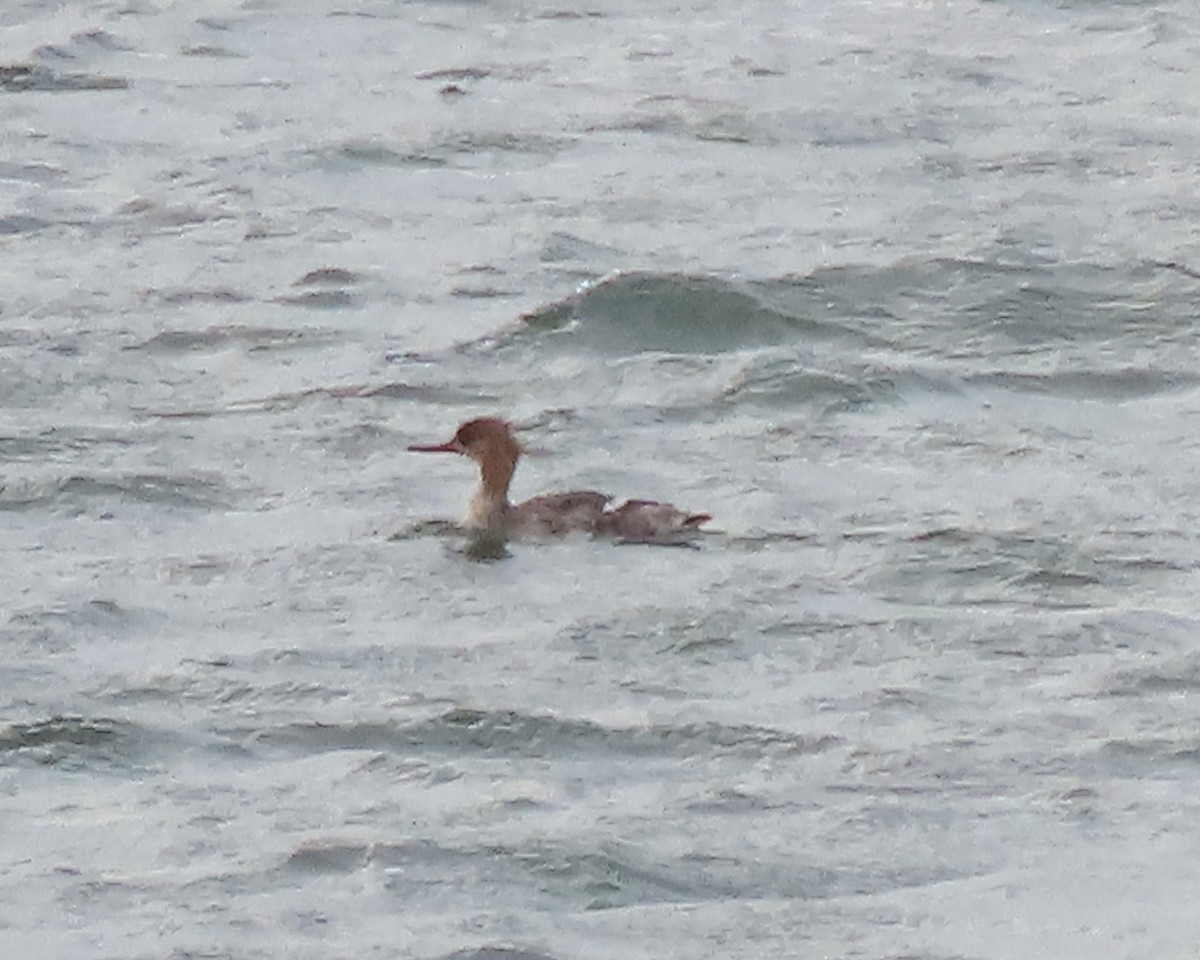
[236,706,836,761]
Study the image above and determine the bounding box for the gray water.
[4,1,1200,958]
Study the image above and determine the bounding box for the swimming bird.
[408,417,710,543]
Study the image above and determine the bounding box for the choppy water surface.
[4,1,1200,958]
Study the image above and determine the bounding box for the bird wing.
[512,491,612,536]
[602,499,711,542]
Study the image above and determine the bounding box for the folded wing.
[600,499,711,543]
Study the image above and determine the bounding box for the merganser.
[408,417,710,542]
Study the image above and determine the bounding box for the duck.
[408,417,710,543]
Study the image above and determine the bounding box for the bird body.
[409,417,709,543]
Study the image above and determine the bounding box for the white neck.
[464,482,510,531]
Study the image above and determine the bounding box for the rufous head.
[408,417,522,465]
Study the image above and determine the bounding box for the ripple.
[280,834,966,912]
[1,715,123,749]
[0,161,67,183]
[1103,656,1200,697]
[293,267,362,286]
[237,707,835,761]
[1095,737,1200,778]
[966,368,1200,401]
[141,287,254,306]
[272,289,358,309]
[1,600,172,687]
[328,131,567,172]
[869,527,1113,609]
[0,716,152,771]
[55,473,235,510]
[114,197,233,228]
[180,44,245,58]
[0,427,132,462]
[125,325,333,354]
[148,381,484,420]
[441,950,559,960]
[0,63,127,92]
[0,214,53,235]
[414,67,492,82]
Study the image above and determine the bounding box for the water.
[3,1,1200,957]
